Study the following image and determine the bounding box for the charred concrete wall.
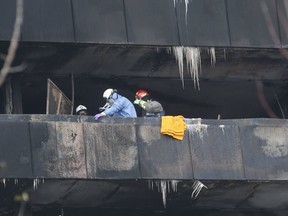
[0,0,288,48]
[0,115,288,181]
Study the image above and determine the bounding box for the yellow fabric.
[161,116,186,140]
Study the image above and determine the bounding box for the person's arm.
[103,98,124,116]
[134,99,146,109]
[94,112,106,120]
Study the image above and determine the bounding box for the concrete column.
[4,75,23,114]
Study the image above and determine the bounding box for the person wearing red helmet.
[134,89,164,117]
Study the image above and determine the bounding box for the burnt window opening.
[1,44,288,119]
[6,74,287,119]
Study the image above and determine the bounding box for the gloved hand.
[134,99,141,105]
[134,99,146,109]
[94,113,103,120]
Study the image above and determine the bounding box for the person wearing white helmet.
[94,88,137,120]
[75,105,88,116]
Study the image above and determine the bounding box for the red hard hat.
[135,89,149,99]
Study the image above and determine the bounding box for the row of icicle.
[0,178,207,208]
[0,178,44,190]
[171,1,217,90]
[148,180,208,208]
[166,47,216,90]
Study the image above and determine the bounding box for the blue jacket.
[104,93,137,117]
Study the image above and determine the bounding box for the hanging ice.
[173,0,190,23]
[172,47,185,88]
[191,180,207,199]
[184,47,201,90]
[166,47,172,54]
[148,180,179,208]
[171,180,178,192]
[1,178,6,187]
[170,1,217,89]
[184,0,189,23]
[172,47,201,89]
[207,47,216,66]
[60,208,64,216]
[160,181,167,208]
[148,180,154,191]
[219,125,225,135]
[33,178,42,190]
[169,46,217,89]
[187,118,208,142]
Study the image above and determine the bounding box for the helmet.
[76,105,87,113]
[135,89,149,100]
[103,88,115,100]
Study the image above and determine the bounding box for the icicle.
[173,0,189,22]
[148,180,179,208]
[167,180,171,193]
[33,178,44,190]
[185,0,189,23]
[1,178,6,187]
[155,181,160,192]
[33,178,40,190]
[171,180,179,192]
[160,181,167,208]
[171,46,202,89]
[187,119,208,142]
[166,47,172,54]
[184,47,201,90]
[191,180,207,199]
[172,46,185,88]
[33,179,37,190]
[14,179,18,185]
[219,125,225,135]
[148,180,153,191]
[207,47,216,66]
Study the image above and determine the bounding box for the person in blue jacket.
[94,88,137,120]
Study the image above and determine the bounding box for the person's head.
[76,105,88,116]
[103,88,117,101]
[135,89,150,101]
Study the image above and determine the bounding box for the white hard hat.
[76,105,87,113]
[103,88,114,99]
